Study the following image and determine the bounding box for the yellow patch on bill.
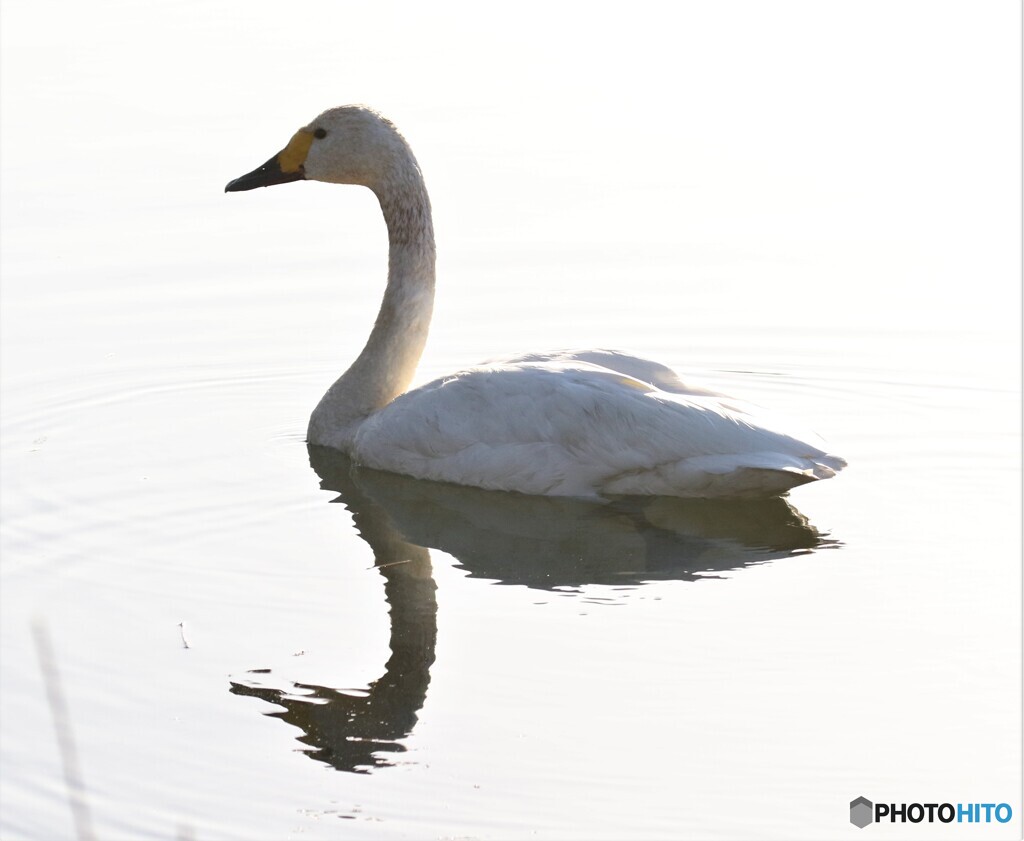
[279,129,314,173]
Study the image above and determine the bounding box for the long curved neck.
[307,169,436,449]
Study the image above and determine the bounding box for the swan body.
[227,106,845,499]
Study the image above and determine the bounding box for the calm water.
[1,2,1020,839]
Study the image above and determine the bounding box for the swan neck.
[307,166,435,448]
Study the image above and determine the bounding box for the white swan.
[226,106,846,498]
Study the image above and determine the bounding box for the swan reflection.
[230,446,838,773]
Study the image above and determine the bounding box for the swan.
[226,105,846,498]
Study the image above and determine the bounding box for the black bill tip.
[225,154,305,192]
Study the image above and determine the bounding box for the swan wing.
[351,359,845,498]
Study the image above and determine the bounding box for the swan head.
[225,106,413,193]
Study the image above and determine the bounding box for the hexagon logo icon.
[850,796,873,828]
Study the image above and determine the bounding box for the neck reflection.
[230,457,437,774]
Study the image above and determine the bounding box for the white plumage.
[226,106,846,499]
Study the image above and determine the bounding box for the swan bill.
[225,153,306,192]
[226,128,315,192]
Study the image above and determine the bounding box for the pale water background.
[1,2,1020,838]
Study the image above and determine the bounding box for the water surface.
[1,2,1019,838]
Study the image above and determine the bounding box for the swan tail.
[812,453,848,476]
[600,451,847,499]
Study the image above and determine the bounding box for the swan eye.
[313,128,327,139]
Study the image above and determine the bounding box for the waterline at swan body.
[226,106,846,499]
